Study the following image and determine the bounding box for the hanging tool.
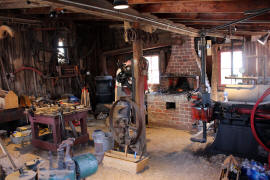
[0,25,14,91]
[0,58,10,91]
[58,109,66,140]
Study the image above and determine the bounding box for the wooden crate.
[103,150,149,174]
[0,90,18,109]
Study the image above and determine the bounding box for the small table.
[29,109,89,151]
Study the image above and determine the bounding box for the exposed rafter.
[155,13,270,21]
[139,1,270,13]
[0,0,48,9]
[129,0,234,4]
[30,0,242,39]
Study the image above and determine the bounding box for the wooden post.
[132,22,146,153]
[211,45,219,101]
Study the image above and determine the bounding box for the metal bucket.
[103,132,114,152]
[92,130,105,163]
[92,130,114,163]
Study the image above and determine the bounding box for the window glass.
[58,39,67,64]
[145,55,160,84]
[221,51,243,85]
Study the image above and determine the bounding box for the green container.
[73,153,98,179]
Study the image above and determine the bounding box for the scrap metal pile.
[4,138,98,180]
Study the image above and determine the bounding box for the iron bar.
[208,8,270,32]
[174,20,270,24]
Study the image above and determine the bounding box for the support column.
[132,22,146,153]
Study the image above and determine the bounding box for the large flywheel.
[109,97,143,153]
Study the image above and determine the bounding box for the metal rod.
[207,8,270,32]
[231,40,234,77]
[175,20,270,24]
[200,34,206,87]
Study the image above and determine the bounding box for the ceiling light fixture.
[113,0,129,10]
[257,31,270,45]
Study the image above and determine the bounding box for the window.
[220,51,243,85]
[145,55,160,84]
[57,39,67,64]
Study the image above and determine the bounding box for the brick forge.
[147,34,200,130]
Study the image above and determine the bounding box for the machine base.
[211,124,260,157]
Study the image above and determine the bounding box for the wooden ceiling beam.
[175,20,270,24]
[30,0,225,38]
[139,1,270,13]
[183,24,270,31]
[28,0,242,39]
[0,1,48,9]
[155,13,270,21]
[217,30,269,36]
[129,0,233,4]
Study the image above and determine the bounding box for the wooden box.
[0,90,18,109]
[103,150,149,174]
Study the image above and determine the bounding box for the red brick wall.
[166,34,200,76]
[147,34,200,130]
[147,94,193,130]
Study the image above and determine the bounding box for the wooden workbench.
[29,108,89,151]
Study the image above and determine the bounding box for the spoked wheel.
[250,88,270,166]
[109,98,143,150]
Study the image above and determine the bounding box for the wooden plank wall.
[0,23,135,99]
[244,41,270,78]
[211,40,270,101]
[0,23,170,100]
[0,24,76,97]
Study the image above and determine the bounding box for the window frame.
[144,54,160,85]
[57,37,69,64]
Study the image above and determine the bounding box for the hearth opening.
[166,76,198,94]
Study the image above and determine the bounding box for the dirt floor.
[0,117,227,180]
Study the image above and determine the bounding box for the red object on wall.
[15,66,45,77]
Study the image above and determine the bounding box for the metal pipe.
[231,40,234,77]
[0,16,41,24]
[174,20,270,24]
[208,8,270,32]
[200,34,206,88]
[49,0,198,35]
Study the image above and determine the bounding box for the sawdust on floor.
[0,119,224,180]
